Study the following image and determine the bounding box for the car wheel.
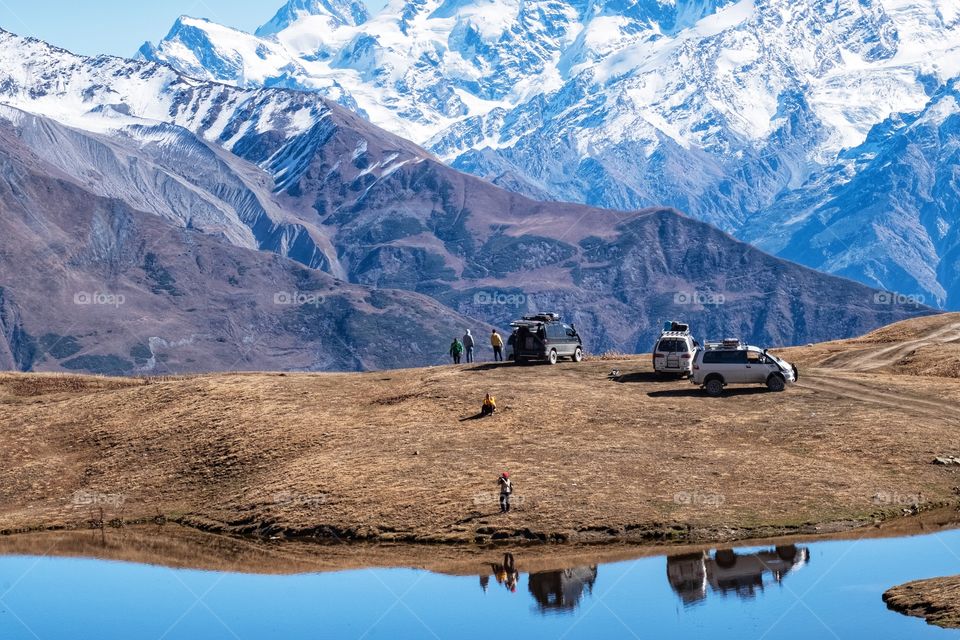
[704,377,724,397]
[548,349,558,365]
[572,347,583,363]
[766,374,786,392]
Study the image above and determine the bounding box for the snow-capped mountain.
[140,0,960,229]
[748,79,960,309]
[0,28,928,372]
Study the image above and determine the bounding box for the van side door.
[547,323,572,356]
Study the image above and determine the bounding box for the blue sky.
[0,0,380,58]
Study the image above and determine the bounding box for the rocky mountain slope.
[138,0,960,308]
[748,79,960,310]
[0,28,932,372]
[0,114,489,374]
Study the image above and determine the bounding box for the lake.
[1,527,958,638]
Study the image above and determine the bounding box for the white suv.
[653,322,699,376]
[691,340,798,396]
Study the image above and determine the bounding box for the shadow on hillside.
[466,363,515,372]
[612,372,662,383]
[647,387,770,398]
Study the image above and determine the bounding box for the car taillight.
[681,353,691,359]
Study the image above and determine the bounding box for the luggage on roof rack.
[661,320,690,335]
[521,313,561,323]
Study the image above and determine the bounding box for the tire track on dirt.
[799,371,959,423]
[823,322,960,372]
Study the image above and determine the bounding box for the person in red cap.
[498,472,513,513]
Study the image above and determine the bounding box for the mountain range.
[0,25,931,373]
[139,0,960,309]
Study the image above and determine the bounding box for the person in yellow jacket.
[491,329,504,362]
[481,393,496,416]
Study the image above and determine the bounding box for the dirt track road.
[816,321,960,372]
[798,372,960,422]
[792,316,960,423]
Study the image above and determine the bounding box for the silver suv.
[691,339,798,396]
[653,321,699,376]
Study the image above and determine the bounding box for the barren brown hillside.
[785,312,960,377]
[1,314,959,545]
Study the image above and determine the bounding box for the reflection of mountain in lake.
[528,566,598,613]
[667,545,810,605]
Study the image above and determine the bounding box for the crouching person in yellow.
[481,393,496,416]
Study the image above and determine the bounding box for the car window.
[658,339,691,352]
[546,324,564,339]
[564,324,577,337]
[703,350,747,364]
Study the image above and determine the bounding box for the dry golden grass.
[784,312,960,375]
[1,315,959,546]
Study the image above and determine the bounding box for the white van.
[691,339,798,396]
[653,322,699,376]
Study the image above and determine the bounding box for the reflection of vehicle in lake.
[528,566,598,613]
[667,545,810,604]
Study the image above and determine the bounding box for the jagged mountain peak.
[257,0,370,36]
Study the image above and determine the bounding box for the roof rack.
[704,338,745,350]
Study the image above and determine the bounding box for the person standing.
[491,329,504,362]
[449,337,463,364]
[498,472,513,513]
[463,329,475,363]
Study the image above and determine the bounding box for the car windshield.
[764,350,787,367]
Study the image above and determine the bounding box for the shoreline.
[0,508,957,577]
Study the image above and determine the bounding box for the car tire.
[704,377,724,397]
[766,374,786,392]
[572,347,583,363]
[548,349,558,365]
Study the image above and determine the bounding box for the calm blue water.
[1,529,959,639]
